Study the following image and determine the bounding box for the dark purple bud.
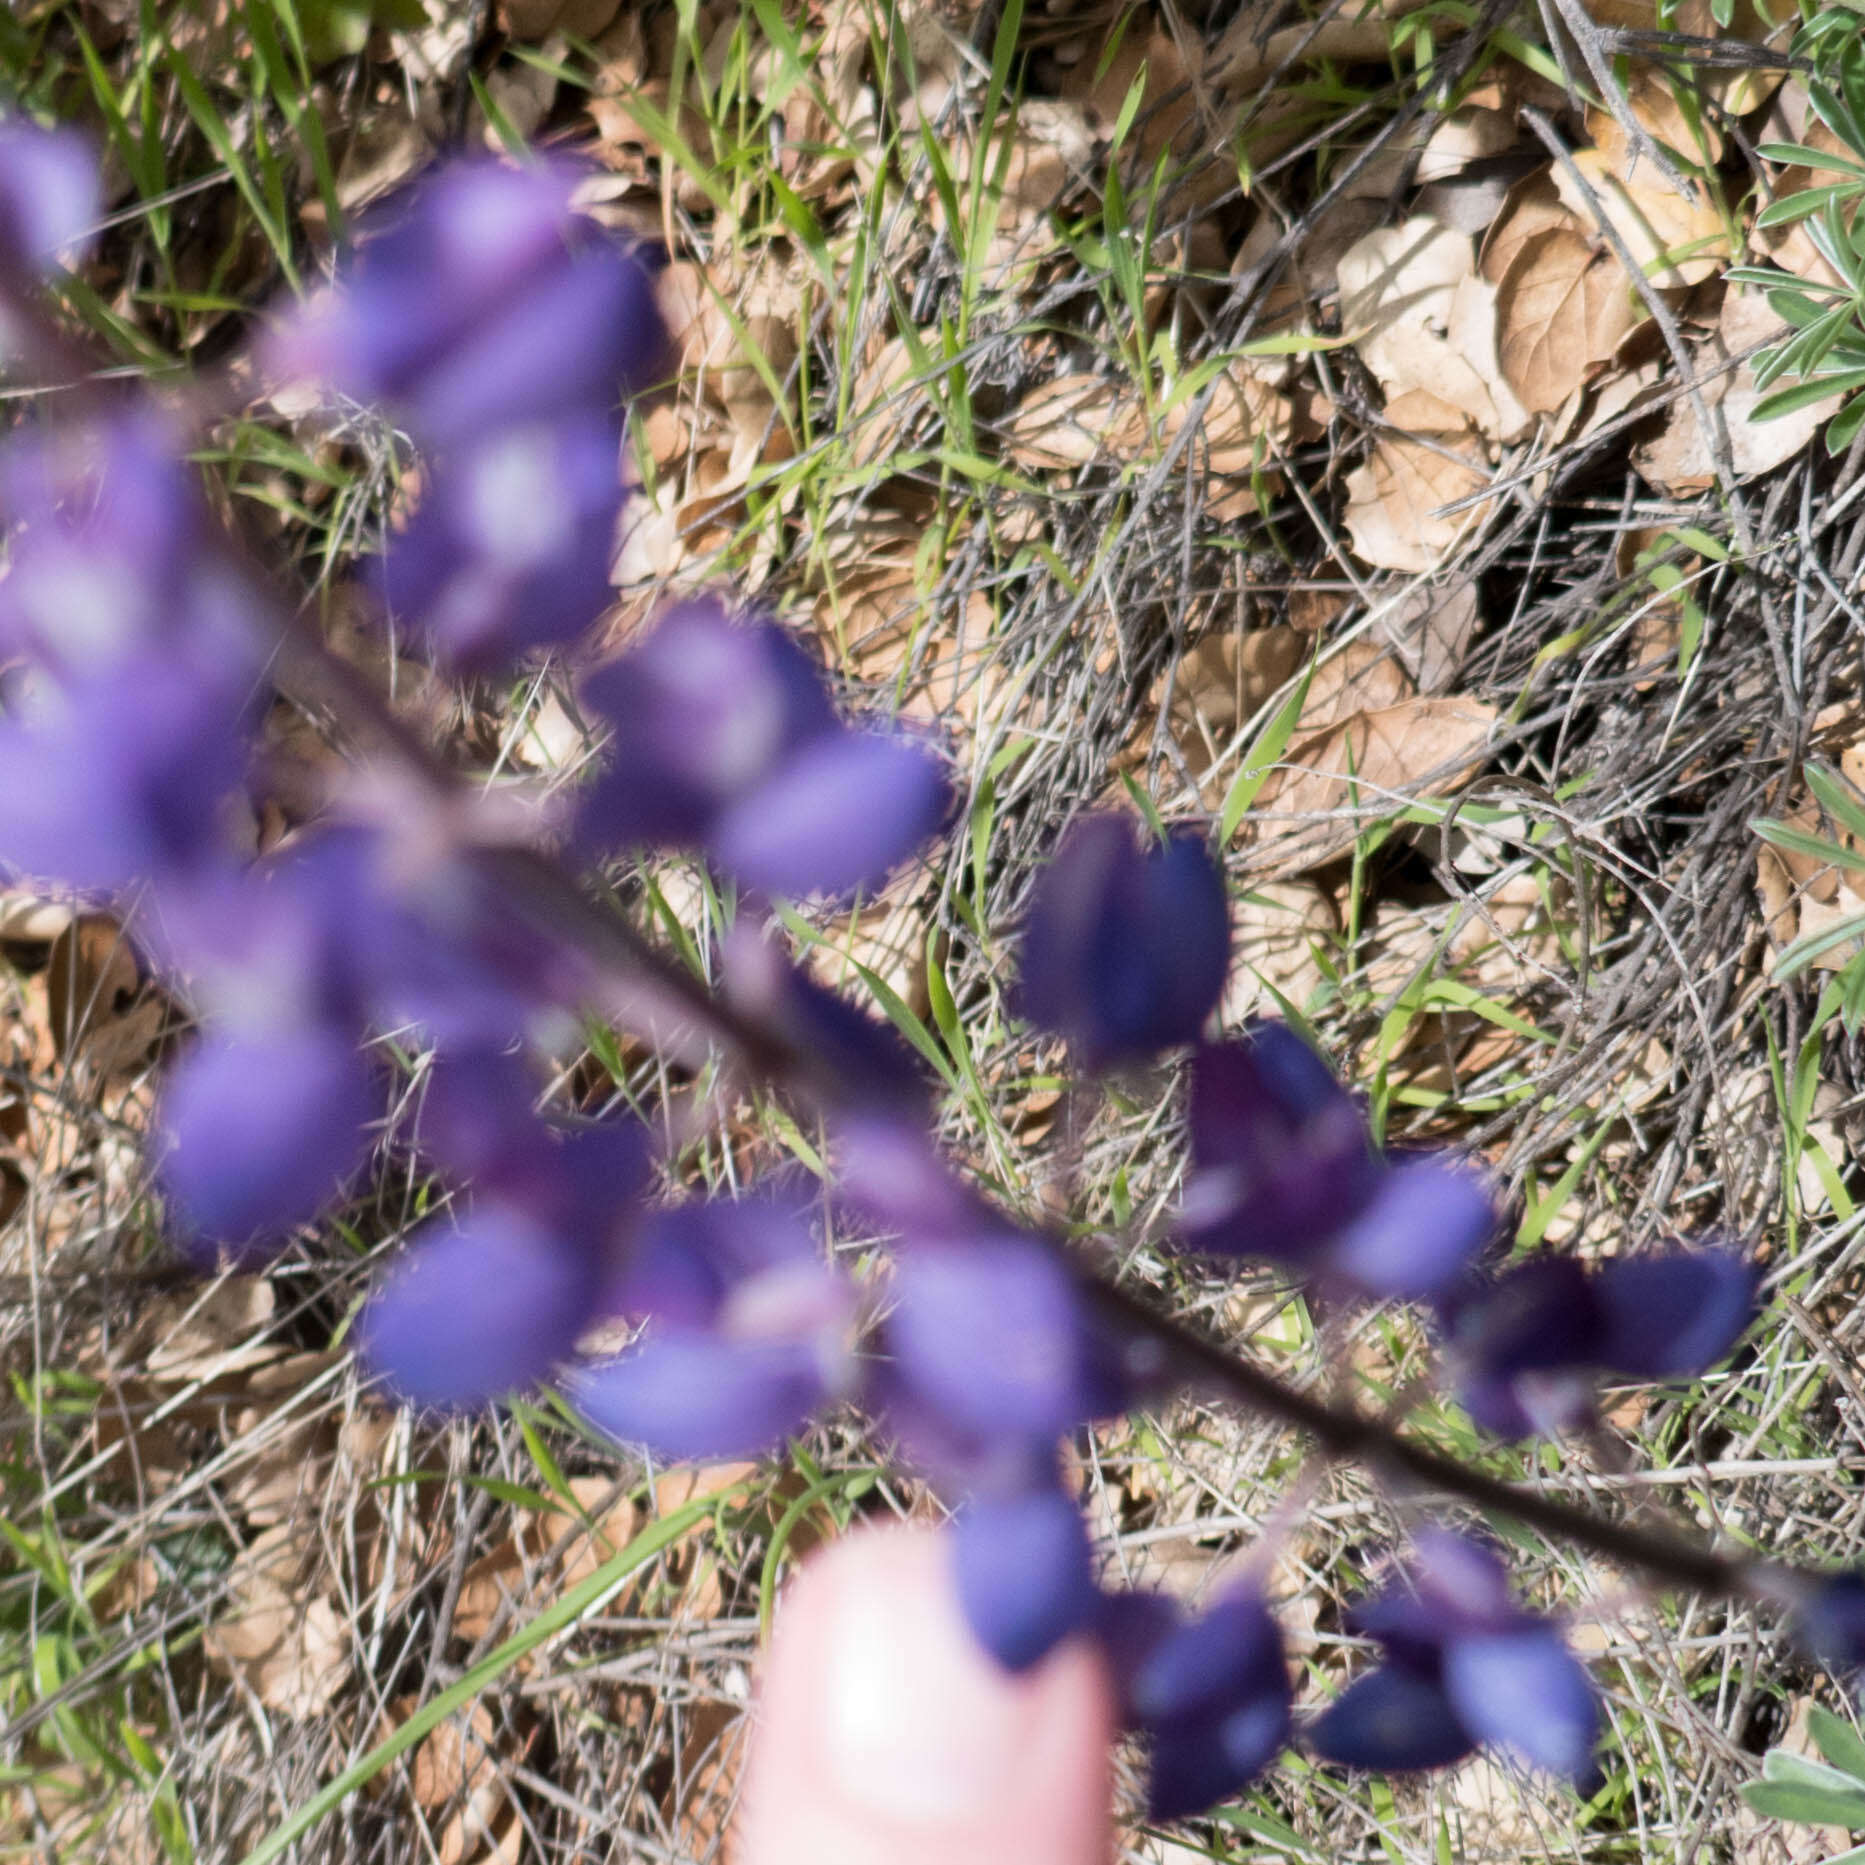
[1181,1027,1381,1264]
[1148,1697,1295,1824]
[270,158,665,446]
[1592,1247,1757,1381]
[1787,1570,1865,1677]
[1131,1586,1289,1728]
[952,1487,1098,1671]
[359,1209,598,1408]
[1017,814,1229,1072]
[158,1024,374,1254]
[709,727,950,899]
[1308,1665,1476,1772]
[1325,1157,1498,1300]
[0,121,99,274]
[374,413,624,672]
[1443,1628,1599,1779]
[887,1234,1091,1443]
[577,601,837,852]
[1094,1588,1185,1726]
[1437,1256,1602,1440]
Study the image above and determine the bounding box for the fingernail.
[817,1536,1052,1826]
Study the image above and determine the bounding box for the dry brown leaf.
[1495,225,1640,413]
[1550,146,1729,289]
[1377,581,1480,693]
[1343,428,1492,573]
[1158,626,1306,800]
[207,1527,350,1717]
[1250,695,1496,873]
[1479,170,1573,286]
[1221,879,1339,1019]
[1006,374,1131,470]
[1336,217,1528,442]
[1588,70,1724,170]
[47,915,164,1079]
[454,1477,644,1646]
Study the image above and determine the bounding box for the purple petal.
[1592,1248,1757,1381]
[360,1210,596,1408]
[1325,1156,1499,1300]
[1307,1665,1475,1772]
[711,730,949,899]
[1443,1628,1598,1778]
[158,1025,374,1251]
[1788,1570,1865,1676]
[578,603,838,853]
[1147,1691,1292,1821]
[0,661,252,896]
[1438,1256,1604,1439]
[888,1235,1090,1441]
[1350,1532,1519,1658]
[1095,1589,1184,1727]
[1131,1586,1288,1726]
[1180,1029,1381,1262]
[574,1330,830,1461]
[1017,816,1229,1072]
[952,1488,1098,1671]
[270,159,664,445]
[0,122,99,273]
[403,241,664,446]
[832,1117,1000,1237]
[374,414,623,672]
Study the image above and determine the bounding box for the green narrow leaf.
[1219,647,1317,845]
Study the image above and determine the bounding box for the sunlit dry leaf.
[1337,217,1527,442]
[1159,625,1306,799]
[1007,374,1132,470]
[1251,695,1497,874]
[1221,879,1339,1019]
[1550,146,1729,289]
[1494,225,1639,413]
[47,914,164,1079]
[1343,428,1492,573]
[1479,170,1571,286]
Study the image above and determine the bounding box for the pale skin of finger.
[732,1525,1115,1865]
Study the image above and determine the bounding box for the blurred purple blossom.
[572,1187,858,1461]
[360,1110,653,1409]
[1436,1246,1757,1439]
[1309,1531,1598,1780]
[156,1023,376,1257]
[1100,1582,1292,1819]
[269,158,665,448]
[0,121,99,276]
[578,599,949,897]
[374,413,626,672]
[952,1486,1098,1671]
[1016,813,1229,1072]
[1180,1022,1498,1301]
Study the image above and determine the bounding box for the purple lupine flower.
[1436,1246,1757,1439]
[952,1486,1099,1671]
[1179,1022,1498,1301]
[572,1187,858,1461]
[374,412,625,671]
[269,157,666,448]
[1100,1583,1293,1819]
[0,657,255,896]
[1786,1570,1865,1678]
[577,598,950,898]
[0,415,267,688]
[156,1023,376,1258]
[359,1112,653,1409]
[1016,813,1230,1072]
[0,121,99,276]
[1309,1531,1598,1780]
